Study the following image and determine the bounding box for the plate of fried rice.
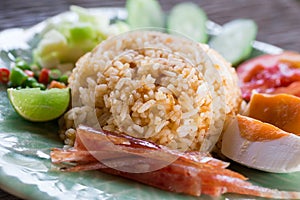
[0,7,299,200]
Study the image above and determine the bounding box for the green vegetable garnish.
[49,69,62,80]
[23,77,37,88]
[126,0,164,29]
[209,19,257,65]
[167,2,208,43]
[15,59,31,70]
[9,67,28,86]
[59,75,68,85]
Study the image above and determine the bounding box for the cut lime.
[7,88,70,122]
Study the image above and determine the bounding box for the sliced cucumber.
[167,2,208,43]
[209,19,257,65]
[126,0,164,29]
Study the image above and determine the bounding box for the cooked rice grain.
[61,31,241,152]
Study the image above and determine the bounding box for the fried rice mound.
[59,31,241,152]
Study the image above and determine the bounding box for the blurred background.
[0,0,300,51]
[0,0,300,199]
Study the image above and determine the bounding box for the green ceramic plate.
[0,7,299,200]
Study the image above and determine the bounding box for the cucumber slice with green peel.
[209,19,257,65]
[167,2,208,43]
[126,0,164,29]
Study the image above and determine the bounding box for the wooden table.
[0,0,299,199]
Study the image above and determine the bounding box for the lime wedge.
[7,88,70,122]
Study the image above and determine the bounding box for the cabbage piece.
[33,6,130,69]
[33,30,68,68]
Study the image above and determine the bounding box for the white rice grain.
[62,31,241,152]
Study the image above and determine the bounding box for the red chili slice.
[38,68,50,85]
[0,68,10,84]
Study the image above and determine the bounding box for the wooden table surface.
[0,0,299,199]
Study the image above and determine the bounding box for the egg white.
[221,118,300,173]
